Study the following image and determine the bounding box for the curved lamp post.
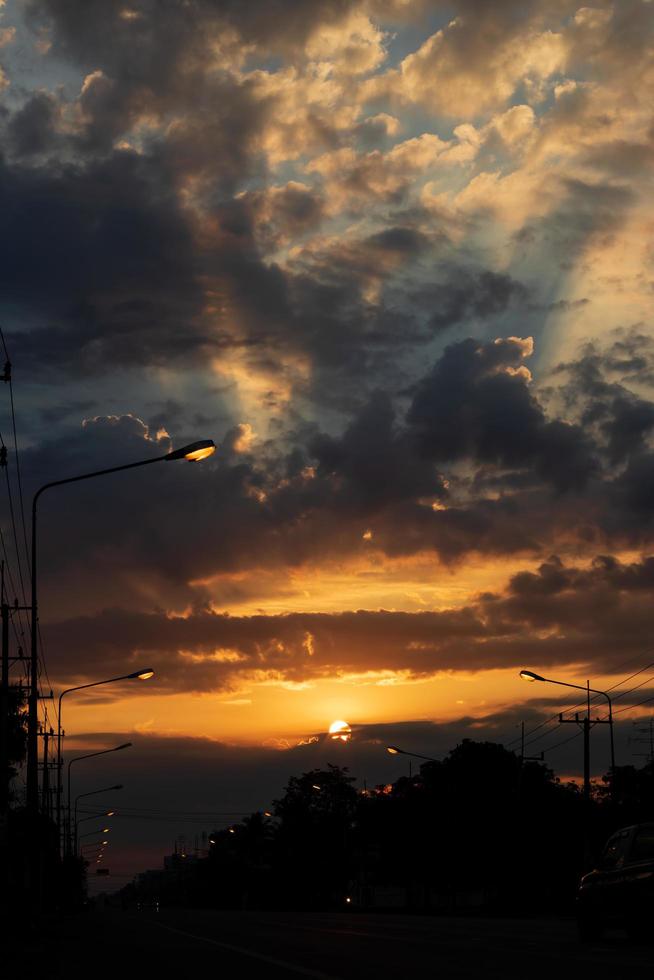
[519,670,615,779]
[67,745,131,852]
[56,668,154,851]
[73,787,121,852]
[27,438,216,813]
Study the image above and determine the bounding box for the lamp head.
[115,742,132,751]
[165,439,216,462]
[386,745,401,755]
[519,670,545,683]
[112,785,123,791]
[127,668,155,680]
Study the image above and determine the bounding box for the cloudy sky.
[2,0,654,875]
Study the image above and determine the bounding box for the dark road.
[28,908,654,979]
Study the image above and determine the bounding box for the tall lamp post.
[27,438,216,813]
[519,670,615,798]
[73,785,121,853]
[67,743,131,853]
[56,668,154,852]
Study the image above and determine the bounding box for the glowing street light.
[68,746,130,852]
[519,668,615,802]
[27,437,216,816]
[56,669,154,847]
[165,439,216,461]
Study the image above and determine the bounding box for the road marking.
[154,921,344,980]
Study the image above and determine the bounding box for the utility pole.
[558,681,612,866]
[41,728,51,816]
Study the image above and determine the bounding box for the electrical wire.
[509,652,654,754]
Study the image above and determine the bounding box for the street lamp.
[73,785,121,852]
[56,668,154,851]
[79,828,110,840]
[67,744,130,852]
[27,438,216,813]
[76,809,115,826]
[518,669,615,787]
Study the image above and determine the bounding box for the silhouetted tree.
[273,765,357,908]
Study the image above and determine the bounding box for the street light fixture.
[27,438,216,813]
[518,669,615,782]
[79,828,110,840]
[56,669,154,849]
[68,745,130,852]
[76,809,115,826]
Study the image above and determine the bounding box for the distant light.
[329,720,352,742]
[106,811,115,817]
[312,784,321,791]
[209,839,216,845]
[520,670,545,683]
[345,897,352,904]
[229,827,235,834]
[263,811,272,818]
[102,828,110,833]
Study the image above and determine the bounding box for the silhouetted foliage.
[123,741,654,915]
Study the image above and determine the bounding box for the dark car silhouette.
[576,822,654,941]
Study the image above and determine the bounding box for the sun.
[328,719,352,742]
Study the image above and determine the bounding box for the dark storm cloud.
[7,90,61,157]
[553,331,654,466]
[17,326,654,631]
[0,149,212,374]
[414,270,528,333]
[26,0,368,72]
[406,336,597,491]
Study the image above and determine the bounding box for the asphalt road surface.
[25,908,654,979]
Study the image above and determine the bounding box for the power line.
[509,653,654,754]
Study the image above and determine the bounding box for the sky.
[1,0,654,882]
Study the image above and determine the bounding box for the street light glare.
[520,670,545,683]
[165,439,216,462]
[126,667,155,680]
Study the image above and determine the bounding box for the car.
[576,822,654,941]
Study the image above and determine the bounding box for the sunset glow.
[1,0,653,886]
